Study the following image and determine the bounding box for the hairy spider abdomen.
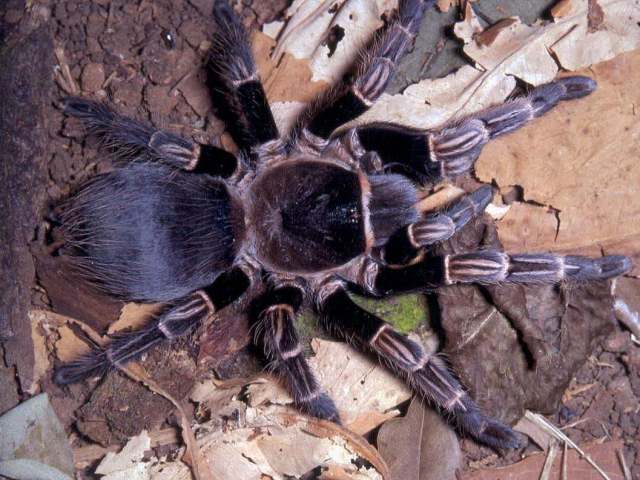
[248,160,366,273]
[59,164,245,302]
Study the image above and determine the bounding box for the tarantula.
[54,0,631,449]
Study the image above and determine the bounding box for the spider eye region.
[248,160,367,273]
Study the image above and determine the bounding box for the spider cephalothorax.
[54,0,631,449]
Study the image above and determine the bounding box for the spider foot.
[556,75,597,100]
[299,392,341,424]
[54,347,108,384]
[564,255,632,281]
[458,409,523,450]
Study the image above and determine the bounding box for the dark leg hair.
[293,0,434,145]
[351,76,597,183]
[367,251,632,296]
[252,284,339,421]
[382,185,493,265]
[63,97,238,174]
[316,282,521,449]
[54,268,250,384]
[208,1,279,153]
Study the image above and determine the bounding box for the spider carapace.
[54,0,631,450]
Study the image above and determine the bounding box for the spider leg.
[316,281,521,449]
[365,251,632,296]
[294,0,434,145]
[209,1,280,153]
[351,76,597,182]
[54,268,250,384]
[63,97,238,176]
[382,185,493,264]
[253,284,339,422]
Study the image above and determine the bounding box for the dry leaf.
[309,339,411,433]
[377,397,461,480]
[107,303,162,335]
[270,0,397,83]
[28,310,51,394]
[216,339,411,435]
[460,439,627,480]
[550,0,640,71]
[95,430,151,477]
[193,413,387,480]
[476,49,640,274]
[252,30,328,103]
[55,325,92,362]
[357,0,640,129]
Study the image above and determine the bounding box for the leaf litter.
[17,0,640,478]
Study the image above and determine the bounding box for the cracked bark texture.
[0,1,53,391]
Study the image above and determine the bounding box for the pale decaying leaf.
[95,430,150,477]
[196,415,386,480]
[138,403,389,480]
[477,49,640,274]
[180,340,410,479]
[94,430,192,480]
[258,0,396,133]
[230,338,411,435]
[0,394,75,479]
[309,338,411,432]
[266,0,397,83]
[550,0,640,70]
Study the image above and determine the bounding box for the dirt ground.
[0,0,638,478]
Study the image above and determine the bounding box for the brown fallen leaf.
[460,439,626,480]
[252,30,328,104]
[476,49,640,275]
[377,396,461,480]
[107,302,162,335]
[55,325,92,362]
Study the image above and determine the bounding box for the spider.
[54,0,631,450]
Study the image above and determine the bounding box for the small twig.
[524,411,612,480]
[617,448,632,480]
[106,2,115,33]
[563,382,597,402]
[539,440,558,480]
[53,47,79,95]
[562,441,568,480]
[560,417,591,430]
